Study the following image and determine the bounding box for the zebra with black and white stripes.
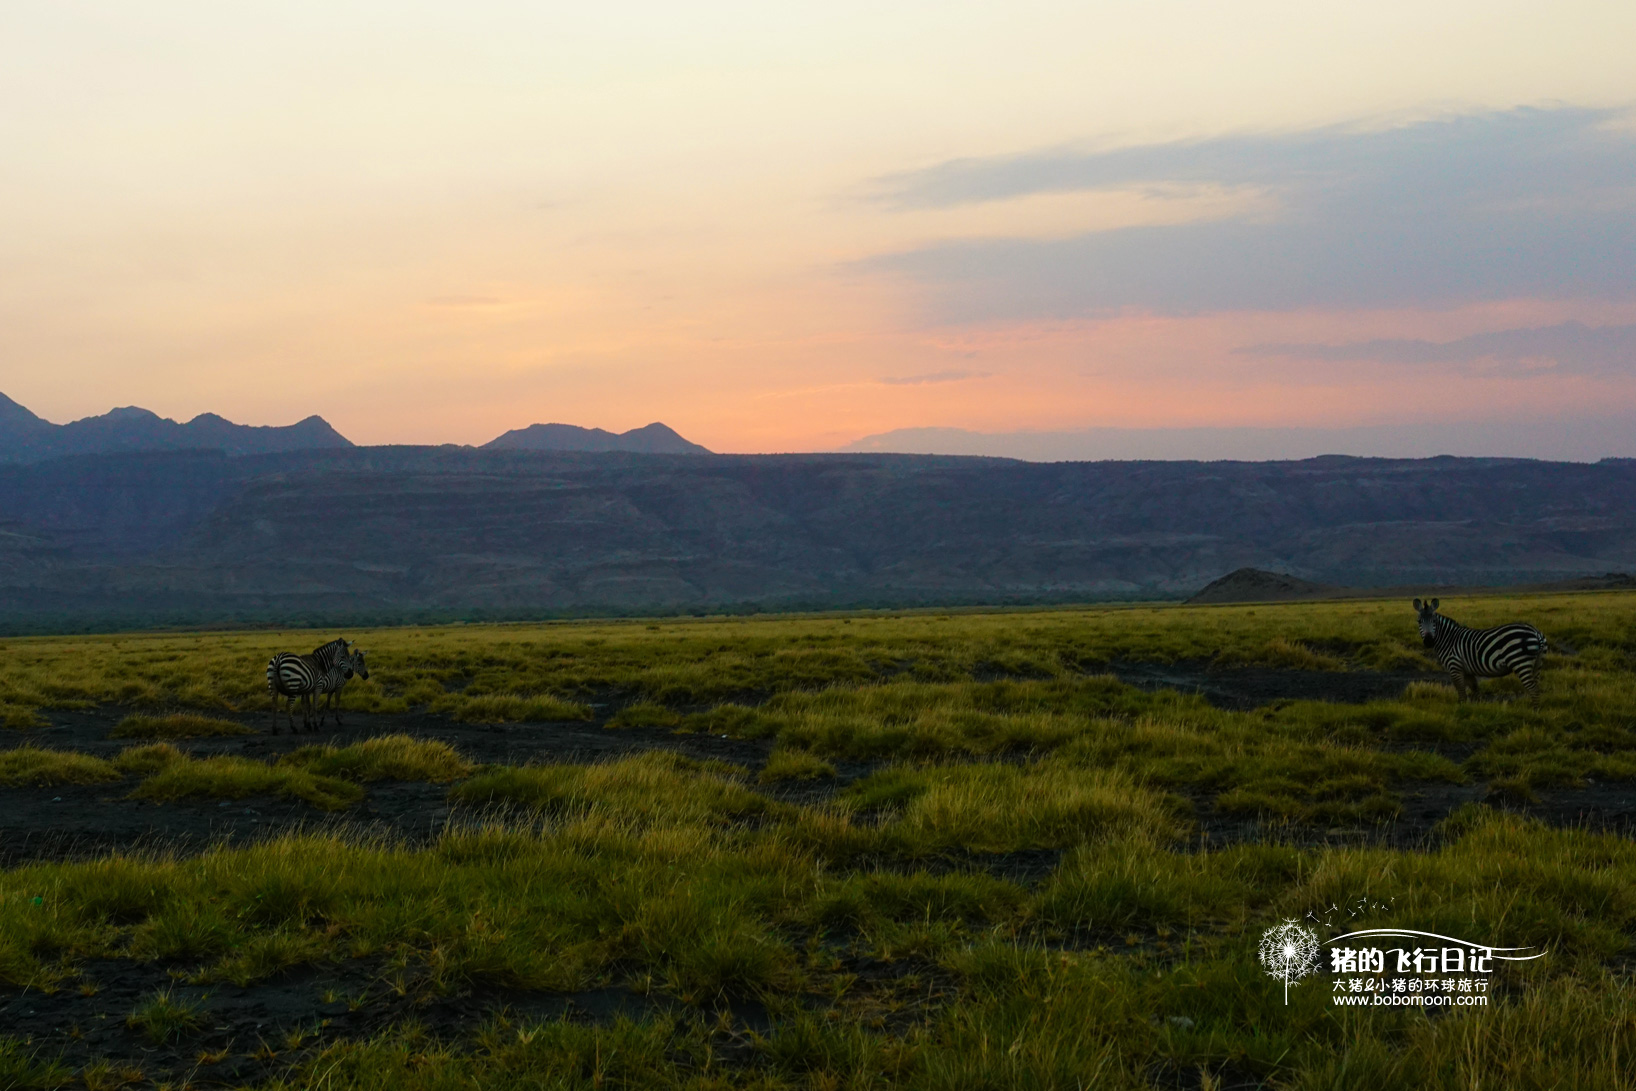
[315,646,368,728]
[1414,598,1548,701]
[266,637,355,733]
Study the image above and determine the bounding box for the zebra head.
[347,647,370,681]
[312,637,352,672]
[1413,598,1441,647]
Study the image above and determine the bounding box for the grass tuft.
[758,748,837,783]
[0,746,120,787]
[126,988,203,1044]
[126,750,362,810]
[0,704,46,730]
[111,713,251,739]
[281,735,472,782]
[0,1036,71,1089]
[450,751,773,825]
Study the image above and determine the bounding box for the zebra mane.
[311,637,351,668]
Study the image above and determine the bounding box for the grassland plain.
[0,592,1634,1088]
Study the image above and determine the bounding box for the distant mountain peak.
[0,392,49,430]
[0,392,354,463]
[104,406,163,422]
[1186,568,1334,604]
[482,420,710,455]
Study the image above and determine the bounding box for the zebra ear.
[1430,598,1440,609]
[1413,598,1422,610]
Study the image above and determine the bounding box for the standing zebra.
[1414,598,1548,701]
[266,638,356,733]
[316,647,369,728]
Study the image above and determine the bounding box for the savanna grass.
[281,734,472,782]
[111,712,251,738]
[3,590,1625,721]
[121,745,362,811]
[5,592,1636,1085]
[2,809,1632,1086]
[0,746,119,787]
[449,751,770,826]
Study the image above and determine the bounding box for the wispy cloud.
[1239,321,1636,372]
[879,369,988,386]
[861,108,1636,320]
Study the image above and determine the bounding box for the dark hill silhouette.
[482,421,709,454]
[2,447,1635,631]
[1187,568,1335,604]
[0,393,352,463]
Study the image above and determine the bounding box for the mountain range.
[0,394,353,462]
[482,421,709,455]
[0,394,711,463]
[1,445,1633,632]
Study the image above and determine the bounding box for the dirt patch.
[0,956,673,1088]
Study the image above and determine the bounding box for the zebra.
[315,647,369,728]
[1413,598,1548,701]
[266,638,355,733]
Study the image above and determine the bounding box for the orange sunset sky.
[3,2,1635,457]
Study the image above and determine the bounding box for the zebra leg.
[270,691,280,735]
[1466,674,1479,700]
[1519,657,1543,702]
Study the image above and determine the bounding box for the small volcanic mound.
[1186,567,1335,605]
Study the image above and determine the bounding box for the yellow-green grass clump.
[758,748,836,783]
[111,713,252,739]
[846,761,1185,854]
[282,734,472,782]
[0,746,119,787]
[0,703,45,730]
[450,751,769,826]
[605,702,683,729]
[119,744,361,810]
[0,1037,71,1088]
[125,987,203,1045]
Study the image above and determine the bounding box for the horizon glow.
[3,2,1634,457]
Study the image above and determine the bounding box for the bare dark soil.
[0,955,675,1088]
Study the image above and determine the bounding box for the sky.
[3,1,1635,458]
